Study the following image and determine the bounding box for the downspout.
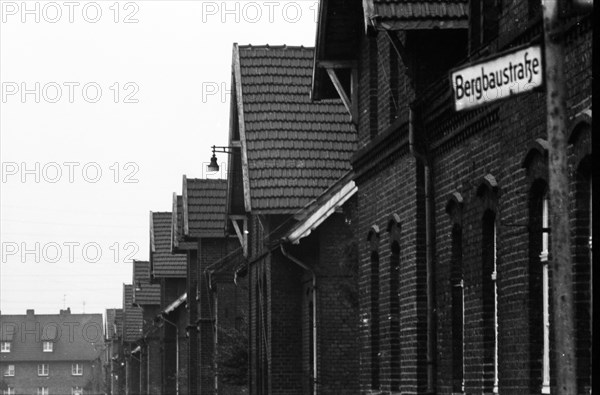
[409,107,435,393]
[280,244,318,395]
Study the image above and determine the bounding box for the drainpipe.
[280,244,318,395]
[409,107,435,393]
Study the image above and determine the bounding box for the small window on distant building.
[43,341,53,352]
[72,363,83,376]
[72,387,84,395]
[37,388,49,395]
[0,342,10,352]
[3,387,15,395]
[3,364,15,376]
[38,363,49,376]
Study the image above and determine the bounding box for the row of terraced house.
[105,0,592,394]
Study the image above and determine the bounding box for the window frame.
[3,387,15,395]
[38,363,49,376]
[0,341,11,352]
[72,386,84,395]
[37,387,49,395]
[72,363,83,376]
[43,341,54,352]
[3,364,15,377]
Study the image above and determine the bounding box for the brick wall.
[0,360,100,394]
[351,4,591,395]
[428,12,592,395]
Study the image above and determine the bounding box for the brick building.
[311,0,592,394]
[203,247,249,394]
[122,284,143,395]
[150,211,188,395]
[171,176,241,394]
[131,260,162,394]
[223,43,359,394]
[104,308,124,395]
[0,308,104,395]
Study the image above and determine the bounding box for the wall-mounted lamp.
[207,145,239,172]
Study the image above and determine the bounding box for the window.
[370,250,380,389]
[37,388,49,395]
[482,210,498,393]
[3,364,15,376]
[540,194,551,394]
[3,387,15,395]
[451,224,464,392]
[72,387,83,395]
[0,342,10,352]
[389,240,401,391]
[38,363,49,376]
[72,363,83,376]
[43,341,53,352]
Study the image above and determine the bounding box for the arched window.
[477,175,499,394]
[368,226,381,390]
[569,117,592,393]
[528,179,551,394]
[446,193,464,392]
[481,210,498,394]
[387,215,401,391]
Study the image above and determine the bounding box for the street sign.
[450,45,543,111]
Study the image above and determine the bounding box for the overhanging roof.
[284,171,356,244]
[163,293,187,315]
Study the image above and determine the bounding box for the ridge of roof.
[237,44,313,50]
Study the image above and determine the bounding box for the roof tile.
[150,212,187,278]
[236,45,356,212]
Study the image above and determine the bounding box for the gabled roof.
[122,284,143,343]
[183,177,227,238]
[171,193,184,250]
[231,44,356,213]
[0,309,104,362]
[150,211,187,278]
[364,0,468,30]
[132,260,161,306]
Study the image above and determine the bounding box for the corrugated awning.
[285,180,357,244]
[163,293,187,315]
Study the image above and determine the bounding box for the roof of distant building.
[132,260,161,306]
[150,211,187,278]
[183,177,228,239]
[0,308,104,362]
[122,284,143,343]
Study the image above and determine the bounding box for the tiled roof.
[105,308,123,340]
[183,177,227,238]
[132,260,161,306]
[171,194,184,249]
[150,211,187,278]
[0,309,104,362]
[234,44,356,213]
[122,284,143,343]
[365,0,468,29]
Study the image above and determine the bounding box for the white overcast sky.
[0,0,318,315]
